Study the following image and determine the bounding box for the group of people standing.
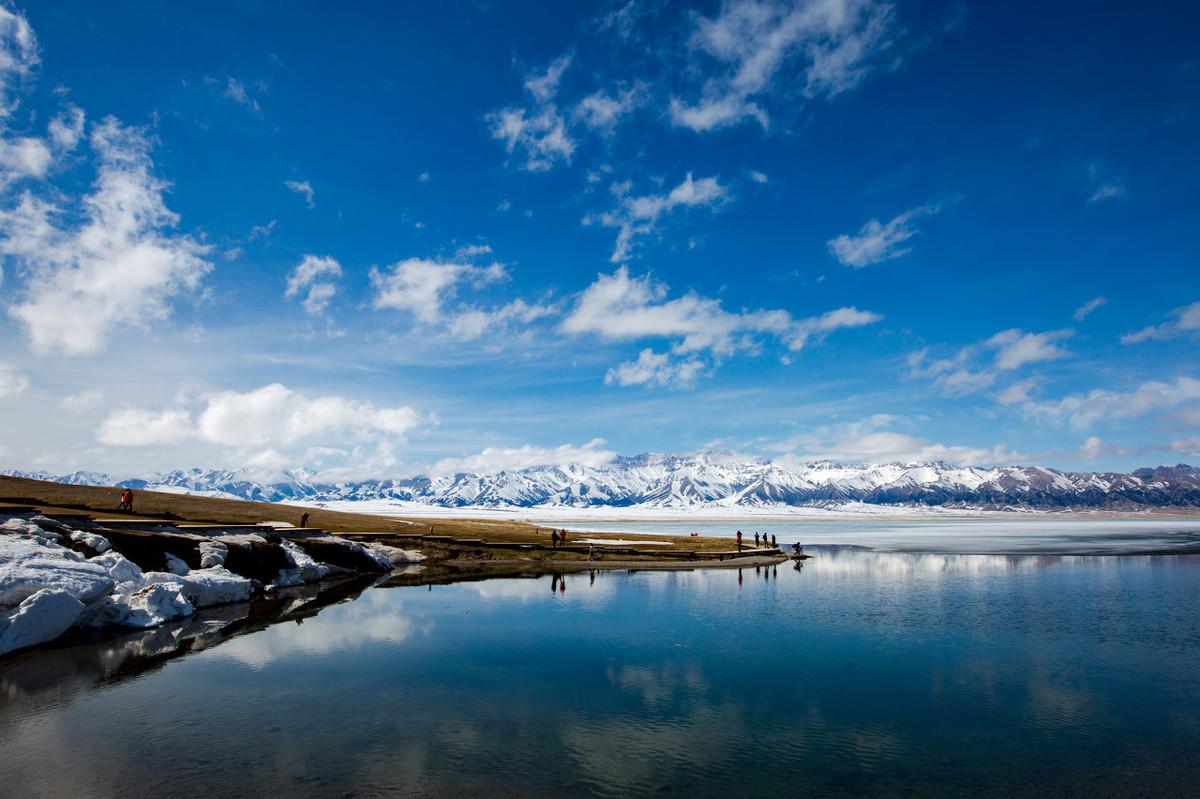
[549,528,569,548]
[734,530,777,551]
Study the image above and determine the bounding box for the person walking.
[551,529,560,549]
[770,534,777,548]
[754,532,760,547]
[300,511,310,528]
[559,529,568,546]
[736,530,743,552]
[118,488,134,512]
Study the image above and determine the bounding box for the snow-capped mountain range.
[5,454,1200,511]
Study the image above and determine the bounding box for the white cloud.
[431,438,616,475]
[605,349,707,388]
[97,407,193,446]
[769,416,1026,467]
[748,170,768,184]
[59,388,103,412]
[445,298,556,341]
[97,384,425,463]
[563,267,880,386]
[284,254,342,316]
[1120,300,1200,344]
[223,76,262,116]
[0,361,29,397]
[997,377,1039,406]
[369,257,507,325]
[417,171,430,182]
[0,5,38,120]
[987,328,1071,370]
[1078,436,1105,459]
[2,117,213,355]
[907,349,996,397]
[1086,163,1124,204]
[47,106,85,150]
[1024,376,1200,430]
[827,204,940,267]
[488,54,575,171]
[1072,296,1107,321]
[573,85,640,131]
[586,172,729,261]
[284,179,315,208]
[670,0,900,133]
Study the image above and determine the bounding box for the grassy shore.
[0,475,753,555]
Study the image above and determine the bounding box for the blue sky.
[0,0,1197,479]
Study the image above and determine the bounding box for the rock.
[0,588,86,656]
[0,535,114,609]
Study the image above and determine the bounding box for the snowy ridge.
[6,454,1200,511]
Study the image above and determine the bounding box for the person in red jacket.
[736,530,743,552]
[118,488,134,512]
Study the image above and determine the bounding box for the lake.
[2,548,1199,797]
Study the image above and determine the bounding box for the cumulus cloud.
[284,179,315,208]
[370,257,506,324]
[585,172,729,262]
[1120,300,1200,344]
[97,407,193,446]
[605,349,707,388]
[285,254,342,316]
[827,204,940,267]
[96,384,426,476]
[987,328,1071,370]
[1023,376,1200,430]
[997,377,1039,406]
[431,438,617,475]
[0,361,29,397]
[2,117,213,355]
[1072,296,1107,322]
[670,0,900,133]
[910,328,1071,398]
[488,54,576,171]
[564,267,880,386]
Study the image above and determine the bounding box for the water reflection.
[2,551,1200,797]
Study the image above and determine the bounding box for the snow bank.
[108,582,194,628]
[0,588,86,656]
[2,516,61,542]
[68,530,111,554]
[0,535,114,609]
[164,552,190,576]
[272,539,329,587]
[199,540,228,568]
[142,567,252,608]
[364,542,425,566]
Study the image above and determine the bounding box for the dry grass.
[0,476,748,554]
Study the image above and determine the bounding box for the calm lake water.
[3,549,1200,797]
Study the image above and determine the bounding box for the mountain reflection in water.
[2,549,1199,798]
